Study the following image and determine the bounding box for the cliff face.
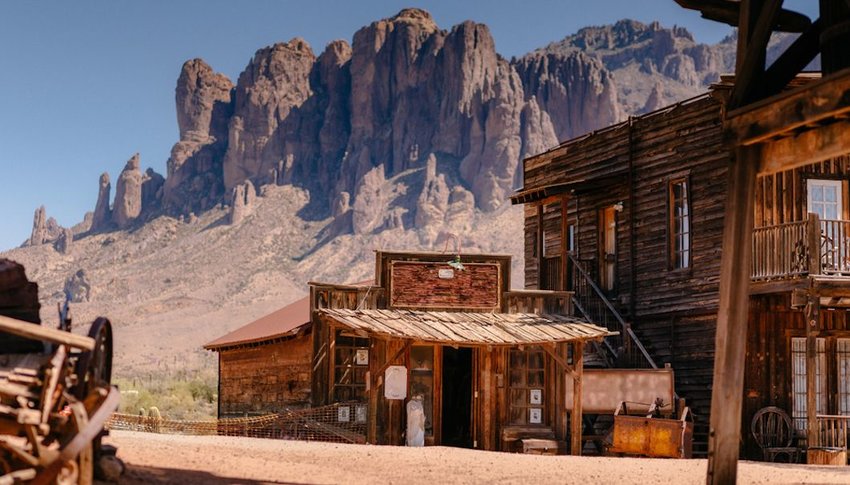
[533,19,736,115]
[77,12,748,247]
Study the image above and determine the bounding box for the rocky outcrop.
[91,173,112,231]
[141,168,165,214]
[519,96,559,161]
[163,59,234,214]
[112,154,143,229]
[63,269,91,303]
[54,228,73,254]
[414,155,450,232]
[223,38,316,191]
[28,206,48,246]
[643,82,665,113]
[534,19,737,115]
[227,180,256,225]
[351,165,388,234]
[514,51,620,142]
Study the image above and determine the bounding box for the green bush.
[113,371,218,420]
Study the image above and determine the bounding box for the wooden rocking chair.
[751,406,800,463]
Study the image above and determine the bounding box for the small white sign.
[529,389,542,405]
[355,349,369,366]
[384,365,408,400]
[337,406,351,422]
[438,268,455,279]
[529,408,542,424]
[355,404,368,423]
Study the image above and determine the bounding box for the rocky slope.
[7,11,756,376]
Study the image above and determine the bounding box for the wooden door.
[599,206,617,292]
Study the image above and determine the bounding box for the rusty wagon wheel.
[72,318,113,483]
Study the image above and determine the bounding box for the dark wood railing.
[503,290,574,315]
[309,283,385,312]
[568,253,656,369]
[752,214,850,281]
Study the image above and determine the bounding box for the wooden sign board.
[388,261,501,311]
[564,368,675,414]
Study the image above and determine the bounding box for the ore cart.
[1,259,119,484]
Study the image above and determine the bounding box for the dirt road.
[105,430,850,484]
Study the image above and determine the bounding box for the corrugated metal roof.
[204,296,310,350]
[319,308,614,346]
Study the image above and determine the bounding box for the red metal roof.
[203,296,310,350]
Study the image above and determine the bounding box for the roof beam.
[730,0,784,108]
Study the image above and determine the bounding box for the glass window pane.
[510,351,526,367]
[528,371,545,387]
[825,186,837,202]
[826,204,838,220]
[812,185,824,202]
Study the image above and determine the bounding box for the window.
[669,178,691,269]
[838,339,850,415]
[807,179,843,221]
[791,337,827,431]
[332,330,369,402]
[509,347,546,425]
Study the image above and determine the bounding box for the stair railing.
[568,253,657,369]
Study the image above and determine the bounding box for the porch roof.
[318,308,614,346]
[509,173,627,205]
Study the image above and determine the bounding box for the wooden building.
[204,297,313,417]
[513,77,850,459]
[207,251,612,453]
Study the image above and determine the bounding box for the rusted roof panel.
[319,308,614,346]
[204,296,310,350]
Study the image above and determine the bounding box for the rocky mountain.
[7,10,762,375]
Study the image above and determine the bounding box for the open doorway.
[441,347,473,447]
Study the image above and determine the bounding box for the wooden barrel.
[807,447,847,465]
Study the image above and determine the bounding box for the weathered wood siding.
[219,334,312,417]
[521,94,729,455]
[755,155,850,227]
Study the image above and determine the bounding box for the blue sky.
[0,1,815,250]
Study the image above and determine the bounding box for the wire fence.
[107,401,368,444]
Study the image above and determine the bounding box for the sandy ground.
[103,430,850,485]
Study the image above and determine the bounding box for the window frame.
[667,176,692,271]
[508,346,547,426]
[331,329,370,403]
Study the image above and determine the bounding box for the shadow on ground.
[103,464,308,485]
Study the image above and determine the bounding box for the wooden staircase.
[568,254,711,456]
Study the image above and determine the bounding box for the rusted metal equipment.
[609,401,694,459]
[1,259,119,484]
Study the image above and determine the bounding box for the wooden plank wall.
[521,94,728,454]
[219,334,312,417]
[755,155,850,227]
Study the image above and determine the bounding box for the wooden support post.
[368,339,412,445]
[706,145,759,485]
[807,212,822,275]
[571,341,583,456]
[806,294,820,448]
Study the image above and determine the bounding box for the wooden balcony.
[752,214,850,282]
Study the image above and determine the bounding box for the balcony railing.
[502,289,574,315]
[752,214,850,281]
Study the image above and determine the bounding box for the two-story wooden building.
[513,77,850,458]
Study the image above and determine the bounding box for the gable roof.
[203,296,310,351]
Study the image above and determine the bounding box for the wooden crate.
[807,447,847,465]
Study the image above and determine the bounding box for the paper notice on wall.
[529,408,542,424]
[384,365,408,400]
[338,406,350,422]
